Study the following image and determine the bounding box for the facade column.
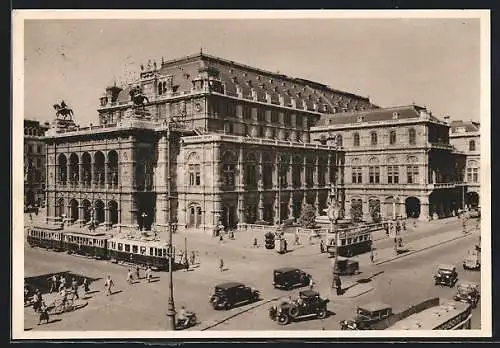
[66,161,71,187]
[104,161,109,189]
[286,156,292,189]
[212,145,222,228]
[313,155,319,188]
[78,203,84,226]
[314,191,320,215]
[258,152,263,190]
[326,154,331,185]
[274,191,280,224]
[258,193,264,221]
[362,198,371,222]
[238,146,244,189]
[273,152,279,189]
[301,156,307,189]
[78,161,84,189]
[91,158,96,187]
[104,206,111,229]
[65,203,71,224]
[288,192,294,220]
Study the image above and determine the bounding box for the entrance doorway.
[405,197,421,218]
[221,205,237,230]
[188,204,202,228]
[466,192,479,208]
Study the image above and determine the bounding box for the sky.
[23,16,481,126]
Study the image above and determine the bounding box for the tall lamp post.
[165,117,176,330]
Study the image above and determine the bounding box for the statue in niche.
[129,86,150,109]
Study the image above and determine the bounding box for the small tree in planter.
[350,201,363,222]
[369,200,382,223]
[298,204,317,229]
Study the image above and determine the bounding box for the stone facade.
[43,53,353,234]
[24,120,49,208]
[309,106,467,221]
[448,119,480,208]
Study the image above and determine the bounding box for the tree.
[369,200,381,223]
[350,201,363,222]
[298,203,317,229]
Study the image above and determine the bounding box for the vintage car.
[340,302,393,330]
[272,267,311,290]
[453,281,480,308]
[468,208,480,219]
[268,290,329,325]
[463,249,480,271]
[434,264,458,287]
[209,282,260,310]
[335,257,360,276]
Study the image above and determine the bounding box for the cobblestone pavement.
[23,216,481,332]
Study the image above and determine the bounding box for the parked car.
[454,281,480,308]
[463,248,480,271]
[265,232,275,250]
[336,257,360,276]
[268,290,329,325]
[340,302,393,330]
[273,267,311,290]
[209,282,260,310]
[434,264,458,287]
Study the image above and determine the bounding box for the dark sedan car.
[273,267,311,290]
[209,282,260,310]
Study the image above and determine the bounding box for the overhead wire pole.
[165,115,176,330]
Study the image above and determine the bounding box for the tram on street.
[326,226,374,257]
[27,225,64,251]
[107,236,173,271]
[387,300,472,330]
[62,229,108,259]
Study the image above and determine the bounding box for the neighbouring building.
[448,118,480,208]
[309,105,467,221]
[24,119,50,209]
[43,52,375,234]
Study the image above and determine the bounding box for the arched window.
[408,128,416,145]
[351,158,362,184]
[467,160,479,183]
[245,153,257,187]
[370,132,378,145]
[353,132,360,147]
[469,140,476,151]
[222,151,237,188]
[187,152,201,186]
[406,156,419,184]
[387,157,399,184]
[389,130,397,145]
[368,157,380,184]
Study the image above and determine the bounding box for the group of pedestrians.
[125,266,154,287]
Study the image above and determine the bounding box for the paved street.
[24,215,481,332]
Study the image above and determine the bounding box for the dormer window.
[357,115,364,122]
[256,75,261,80]
[243,72,247,77]
[269,78,273,84]
[281,82,286,86]
[229,68,234,74]
[231,76,238,83]
[392,112,399,119]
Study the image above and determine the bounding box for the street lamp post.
[165,118,176,331]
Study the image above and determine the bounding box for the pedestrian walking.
[126,269,133,285]
[146,266,153,283]
[48,274,58,293]
[252,237,258,248]
[402,221,406,232]
[335,276,342,296]
[184,258,189,272]
[71,278,79,299]
[29,213,33,222]
[104,275,114,296]
[320,239,325,254]
[294,229,300,245]
[190,250,196,265]
[135,266,140,281]
[59,275,67,290]
[219,232,224,242]
[83,278,90,294]
[370,248,375,263]
[309,277,314,290]
[219,258,224,272]
[38,302,49,325]
[32,289,42,312]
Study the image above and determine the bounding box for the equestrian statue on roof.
[53,100,74,120]
[129,86,150,109]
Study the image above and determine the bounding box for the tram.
[27,224,64,251]
[326,226,374,257]
[107,236,173,271]
[62,229,108,259]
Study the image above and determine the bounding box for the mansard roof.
[449,120,480,133]
[115,52,376,113]
[314,105,442,127]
